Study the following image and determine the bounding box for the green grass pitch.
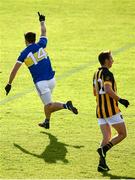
[0,0,135,179]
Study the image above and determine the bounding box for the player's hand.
[119,98,129,108]
[5,84,11,95]
[38,12,45,22]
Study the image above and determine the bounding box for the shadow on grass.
[100,171,135,179]
[14,132,84,164]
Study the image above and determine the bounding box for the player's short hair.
[24,32,36,43]
[98,51,111,65]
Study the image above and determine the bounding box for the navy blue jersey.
[17,37,55,83]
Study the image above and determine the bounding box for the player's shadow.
[14,132,84,164]
[101,171,135,179]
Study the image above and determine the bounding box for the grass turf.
[0,0,135,178]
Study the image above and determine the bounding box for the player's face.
[108,55,114,68]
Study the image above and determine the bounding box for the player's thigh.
[48,78,56,93]
[35,81,52,105]
[99,123,111,140]
[108,113,127,136]
[35,79,55,94]
[40,91,52,105]
[35,80,49,95]
[108,112,124,125]
[112,122,127,137]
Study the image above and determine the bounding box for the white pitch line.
[0,42,135,105]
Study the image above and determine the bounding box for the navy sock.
[63,104,68,109]
[45,119,49,123]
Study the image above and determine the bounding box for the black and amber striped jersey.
[93,67,120,118]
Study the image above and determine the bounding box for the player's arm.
[93,87,96,96]
[93,73,96,96]
[38,12,46,36]
[40,21,46,36]
[5,62,22,95]
[104,83,119,101]
[104,83,129,108]
[8,62,22,84]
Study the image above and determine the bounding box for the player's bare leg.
[99,122,127,156]
[38,101,78,129]
[111,122,127,145]
[97,123,111,172]
[45,102,64,118]
[38,102,64,129]
[100,123,112,146]
[97,122,127,171]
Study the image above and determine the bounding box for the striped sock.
[103,142,113,154]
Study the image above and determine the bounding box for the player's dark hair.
[98,51,111,65]
[24,32,36,43]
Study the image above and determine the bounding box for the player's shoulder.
[36,36,48,48]
[38,36,48,42]
[101,68,114,82]
[102,67,113,76]
[19,47,28,58]
[93,69,98,78]
[18,45,34,61]
[20,45,30,54]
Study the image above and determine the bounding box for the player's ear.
[104,59,108,65]
[25,40,28,46]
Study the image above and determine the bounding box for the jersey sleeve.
[17,50,27,64]
[103,69,113,86]
[93,72,96,87]
[37,36,48,48]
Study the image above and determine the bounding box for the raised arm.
[38,12,46,36]
[40,21,46,36]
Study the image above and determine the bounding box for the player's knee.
[45,103,53,111]
[119,130,127,140]
[123,130,127,139]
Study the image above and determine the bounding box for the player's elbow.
[104,87,111,94]
[104,83,112,93]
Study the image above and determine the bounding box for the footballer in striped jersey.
[93,51,129,172]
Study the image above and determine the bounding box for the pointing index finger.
[38,12,40,16]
